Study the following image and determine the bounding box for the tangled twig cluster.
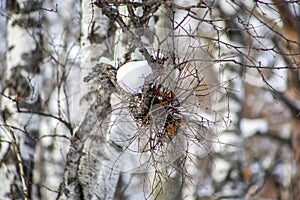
[128,82,183,149]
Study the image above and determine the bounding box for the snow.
[240,118,268,137]
[116,60,152,93]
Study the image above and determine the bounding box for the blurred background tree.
[0,0,299,199]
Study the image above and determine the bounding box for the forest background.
[0,0,299,199]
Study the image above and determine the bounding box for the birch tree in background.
[1,0,44,199]
[1,0,300,200]
[1,0,80,199]
[37,0,80,199]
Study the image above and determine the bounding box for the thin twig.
[1,116,29,200]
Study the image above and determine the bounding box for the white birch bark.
[57,0,119,199]
[0,6,9,199]
[80,1,120,199]
[1,0,44,199]
[37,0,80,199]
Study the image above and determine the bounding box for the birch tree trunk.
[1,0,43,199]
[57,0,117,199]
[78,1,120,199]
[36,0,81,199]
